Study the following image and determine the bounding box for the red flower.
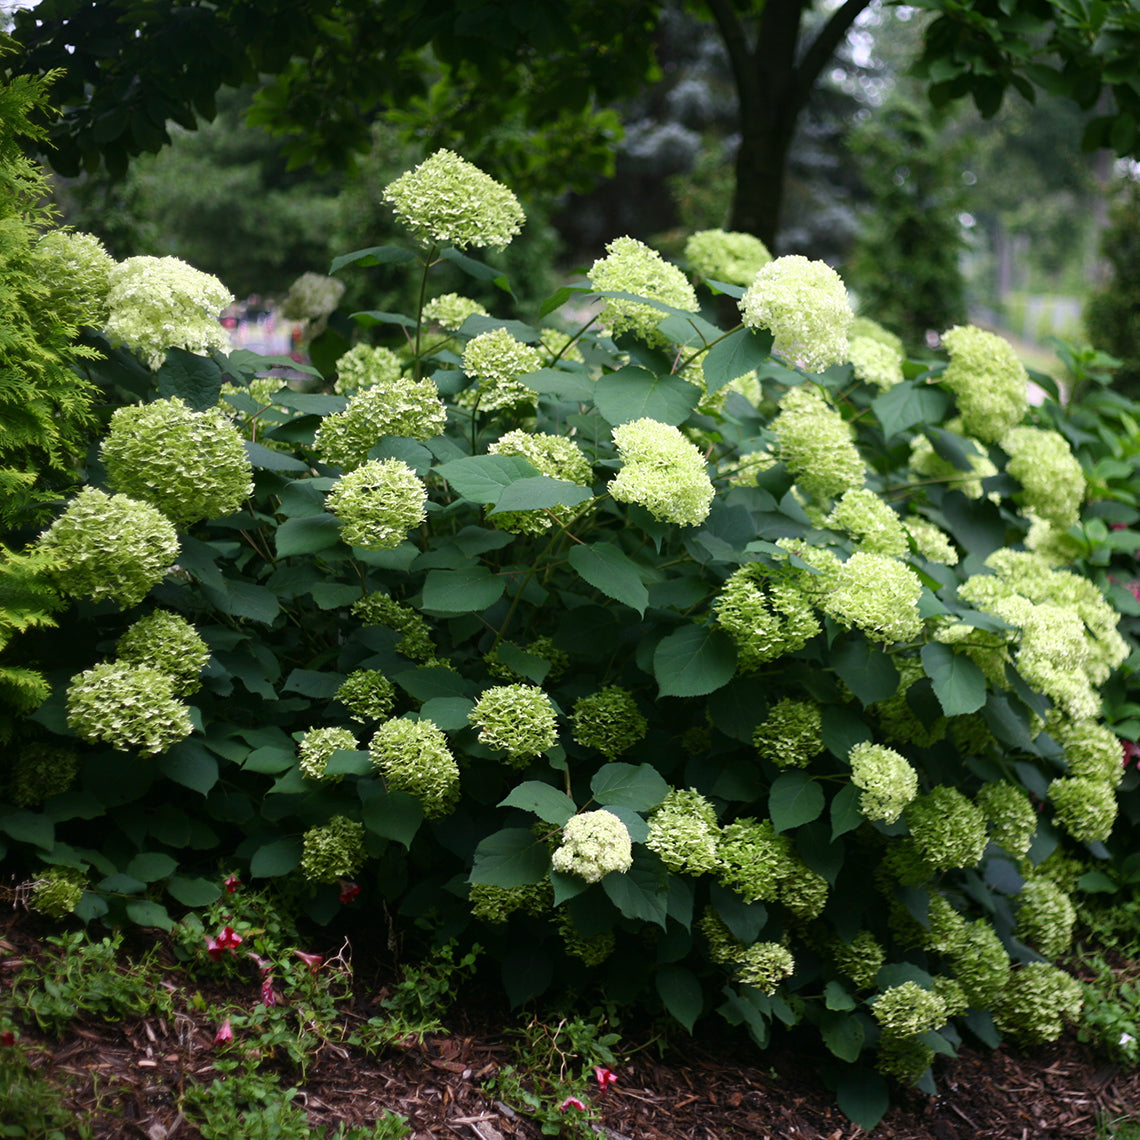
[246,951,273,975]
[294,950,323,974]
[224,874,242,894]
[213,1018,233,1044]
[559,1097,587,1113]
[0,1030,15,1047]
[595,1066,618,1091]
[338,880,360,904]
[206,925,243,960]
[1122,740,1140,770]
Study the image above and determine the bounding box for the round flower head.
[101,397,253,526]
[279,272,345,321]
[905,785,987,872]
[30,867,86,919]
[1000,426,1085,529]
[333,343,403,395]
[326,458,427,550]
[461,328,542,412]
[832,930,885,991]
[588,235,699,347]
[850,316,905,357]
[67,661,192,755]
[939,325,1028,444]
[1017,878,1076,960]
[469,684,558,765]
[848,741,918,824]
[369,717,460,820]
[298,726,359,781]
[34,229,114,328]
[104,255,233,369]
[717,817,795,904]
[551,809,633,883]
[994,963,1082,1044]
[739,255,853,372]
[37,488,178,608]
[976,780,1038,858]
[115,610,210,695]
[608,418,714,528]
[714,566,820,670]
[753,699,824,769]
[770,384,865,502]
[778,859,829,920]
[422,293,489,331]
[570,686,648,759]
[684,229,772,287]
[848,334,904,390]
[335,669,396,723]
[315,376,446,469]
[352,594,437,662]
[487,430,593,536]
[383,149,525,251]
[735,942,795,994]
[1047,776,1117,844]
[299,815,367,884]
[823,552,924,644]
[871,981,947,1040]
[825,488,909,557]
[902,516,959,566]
[7,743,80,808]
[1054,718,1124,787]
[646,787,720,875]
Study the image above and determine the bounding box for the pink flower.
[294,950,323,974]
[1122,740,1140,770]
[260,977,278,1006]
[213,1018,233,1044]
[224,874,242,894]
[206,925,243,960]
[339,880,360,904]
[595,1066,618,1091]
[246,951,273,975]
[559,1097,587,1113]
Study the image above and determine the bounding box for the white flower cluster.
[66,661,192,755]
[279,272,345,321]
[714,565,821,670]
[326,459,428,550]
[298,726,359,781]
[115,609,210,695]
[1000,426,1085,529]
[34,229,114,328]
[848,334,904,390]
[551,809,633,883]
[646,788,720,875]
[939,325,1028,444]
[333,343,403,395]
[299,815,367,883]
[848,742,918,823]
[461,328,542,412]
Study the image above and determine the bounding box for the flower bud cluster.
[469,684,558,765]
[831,930,885,990]
[332,343,404,395]
[352,594,437,662]
[823,552,924,645]
[1016,878,1076,960]
[901,516,959,565]
[30,867,86,919]
[939,325,1028,443]
[1000,426,1085,529]
[993,963,1082,1044]
[905,786,987,872]
[608,418,714,528]
[369,717,460,819]
[66,661,193,754]
[7,743,80,808]
[326,459,427,550]
[976,781,1038,858]
[299,815,367,884]
[422,293,489,331]
[469,881,551,924]
[551,809,633,883]
[116,609,210,695]
[848,334,904,390]
[571,686,647,759]
[558,913,616,966]
[279,272,345,321]
[825,489,908,557]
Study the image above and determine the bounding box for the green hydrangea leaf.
[489,476,594,516]
[655,964,704,1033]
[470,827,550,887]
[769,771,825,834]
[820,1010,864,1062]
[601,856,669,928]
[156,348,224,411]
[166,875,223,907]
[703,326,775,394]
[920,642,987,715]
[590,763,670,812]
[421,566,506,614]
[831,636,900,706]
[871,380,951,438]
[276,513,343,556]
[361,789,424,849]
[125,900,173,931]
[435,454,540,503]
[498,781,577,825]
[595,365,700,427]
[250,836,303,878]
[126,852,178,882]
[158,741,219,795]
[653,625,737,698]
[568,542,649,616]
[837,1070,889,1132]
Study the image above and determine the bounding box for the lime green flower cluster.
[901,516,959,565]
[30,867,87,919]
[470,684,558,765]
[101,397,253,527]
[333,343,404,395]
[823,552,923,644]
[939,325,1028,444]
[684,228,771,286]
[66,661,192,754]
[422,293,489,331]
[299,815,367,883]
[588,235,698,346]
[1055,718,1124,786]
[116,609,210,695]
[947,919,1011,1008]
[487,429,593,535]
[298,726,359,781]
[735,941,796,993]
[976,781,1038,858]
[335,669,396,723]
[369,717,460,819]
[831,930,885,990]
[608,417,714,527]
[905,786,987,872]
[461,328,542,412]
[37,487,178,608]
[570,686,647,759]
[35,229,114,328]
[825,489,909,556]
[551,809,633,883]
[739,255,853,372]
[469,881,551,924]
[558,912,616,966]
[352,594,437,662]
[714,566,821,670]
[279,272,345,321]
[909,430,998,500]
[104,255,233,369]
[872,981,947,1039]
[770,385,864,501]
[383,149,525,251]
[993,963,1082,1044]
[1047,776,1117,844]
[326,459,427,550]
[6,743,80,808]
[1000,426,1085,528]
[753,699,823,769]
[646,788,720,875]
[716,817,793,904]
[848,334,904,390]
[316,376,446,469]
[849,742,918,824]
[1016,878,1076,960]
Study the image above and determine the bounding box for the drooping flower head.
[34,229,114,328]
[36,488,178,608]
[369,717,460,819]
[551,809,633,883]
[646,788,720,875]
[939,325,1028,444]
[739,255,853,372]
[714,565,821,670]
[872,982,947,1040]
[993,963,1083,1044]
[383,149,525,250]
[1000,426,1085,529]
[684,229,772,287]
[570,686,648,759]
[1047,776,1117,844]
[976,781,1038,858]
[115,609,210,695]
[469,684,559,765]
[588,236,699,346]
[67,661,192,755]
[326,458,427,550]
[848,741,918,824]
[608,418,714,527]
[104,255,233,369]
[848,334,904,390]
[487,429,593,535]
[299,816,367,884]
[298,726,359,781]
[461,328,542,412]
[735,942,796,994]
[770,384,865,502]
[101,397,253,526]
[716,817,795,904]
[333,343,404,395]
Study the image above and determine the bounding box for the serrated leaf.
[470,828,550,887]
[166,875,223,907]
[837,1070,889,1132]
[921,642,987,715]
[435,454,540,503]
[126,852,178,882]
[499,781,577,825]
[830,782,864,839]
[156,348,224,410]
[276,513,343,556]
[594,366,700,427]
[703,326,775,394]
[125,900,174,931]
[361,790,423,848]
[322,749,373,778]
[831,636,900,705]
[602,858,669,927]
[820,1011,864,1062]
[568,542,648,615]
[871,380,951,438]
[489,476,594,516]
[768,771,825,833]
[243,440,309,471]
[653,625,737,698]
[158,741,219,795]
[421,565,506,614]
[250,837,302,878]
[655,964,704,1033]
[520,367,596,402]
[591,763,670,812]
[417,696,475,731]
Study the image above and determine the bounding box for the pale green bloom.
[469,881,551,924]
[461,328,542,412]
[939,325,1028,444]
[848,334,904,390]
[950,920,1010,1008]
[37,488,178,608]
[571,686,647,759]
[115,610,210,695]
[326,459,427,550]
[871,981,947,1039]
[739,255,853,372]
[558,912,617,966]
[850,316,904,357]
[770,384,865,501]
[717,817,794,904]
[34,229,114,328]
[825,488,909,556]
[383,149,525,250]
[104,255,233,369]
[1047,776,1117,844]
[333,343,404,395]
[735,942,796,993]
[909,431,998,500]
[976,781,1038,857]
[336,669,396,723]
[279,272,345,321]
[923,895,968,956]
[608,418,714,527]
[551,809,633,883]
[832,930,884,990]
[905,786,987,872]
[753,699,823,769]
[30,867,86,919]
[646,788,720,875]
[876,1037,936,1085]
[298,726,359,781]
[422,293,489,331]
[699,907,744,966]
[67,661,192,755]
[101,397,253,526]
[369,717,460,819]
[1054,718,1124,787]
[779,859,829,920]
[487,429,593,535]
[299,815,367,884]
[1017,878,1076,960]
[684,228,772,286]
[1001,426,1085,529]
[993,963,1082,1044]
[823,552,924,644]
[315,376,446,469]
[849,741,918,824]
[933,977,969,1020]
[352,594,437,662]
[588,235,698,346]
[902,516,959,566]
[469,684,558,765]
[7,743,80,808]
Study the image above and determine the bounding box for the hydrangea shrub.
[6,152,1140,1130]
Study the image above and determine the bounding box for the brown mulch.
[3,909,1140,1140]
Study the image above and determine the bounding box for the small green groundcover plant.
[5,144,1140,1131]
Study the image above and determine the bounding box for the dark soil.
[3,908,1139,1140]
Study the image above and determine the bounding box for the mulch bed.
[3,908,1139,1139]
